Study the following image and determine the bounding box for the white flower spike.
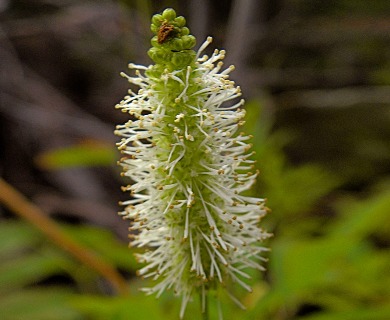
[115,8,270,319]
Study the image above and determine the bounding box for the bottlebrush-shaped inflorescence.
[115,8,270,318]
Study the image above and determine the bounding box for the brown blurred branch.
[224,0,266,96]
[35,193,128,241]
[0,178,129,295]
[225,0,264,69]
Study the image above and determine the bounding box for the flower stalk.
[115,8,270,318]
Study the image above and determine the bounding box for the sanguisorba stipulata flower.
[115,8,270,318]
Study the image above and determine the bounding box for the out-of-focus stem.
[201,291,209,320]
[0,178,129,295]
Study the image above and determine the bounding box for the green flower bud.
[152,14,163,26]
[175,16,186,27]
[181,27,190,35]
[162,8,176,21]
[182,35,196,49]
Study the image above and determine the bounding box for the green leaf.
[0,288,80,320]
[298,305,390,320]
[71,295,164,320]
[63,225,138,271]
[0,252,69,293]
[270,238,350,298]
[35,142,117,170]
[330,189,390,240]
[0,222,42,259]
[263,164,339,222]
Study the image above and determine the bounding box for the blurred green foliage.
[35,141,117,170]
[2,100,390,319]
[1,0,390,319]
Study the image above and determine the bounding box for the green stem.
[201,290,209,320]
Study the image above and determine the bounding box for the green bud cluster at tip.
[148,8,196,69]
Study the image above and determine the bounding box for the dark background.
[0,1,389,319]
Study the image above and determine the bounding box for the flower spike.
[115,8,270,319]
